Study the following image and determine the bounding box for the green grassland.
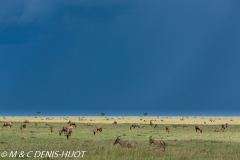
[1,116,240,160]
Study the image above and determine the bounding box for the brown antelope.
[22,137,28,140]
[221,124,225,130]
[84,123,92,126]
[225,123,228,128]
[23,120,29,123]
[113,121,117,125]
[150,145,165,152]
[113,136,136,148]
[221,128,227,132]
[93,125,102,135]
[46,124,54,133]
[215,128,226,132]
[35,122,38,126]
[149,136,166,146]
[182,124,188,128]
[154,124,158,128]
[150,120,154,126]
[130,123,140,130]
[68,121,77,127]
[59,126,73,140]
[20,123,27,130]
[165,126,170,134]
[214,128,221,132]
[195,125,202,133]
[2,121,13,129]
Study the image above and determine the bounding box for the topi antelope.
[68,121,77,127]
[225,123,228,128]
[84,123,92,126]
[165,126,170,134]
[150,120,154,126]
[195,125,202,133]
[22,137,28,140]
[150,145,165,152]
[59,126,73,140]
[130,123,140,130]
[182,124,188,128]
[20,123,27,130]
[93,125,102,135]
[214,128,221,132]
[23,120,29,123]
[2,121,13,129]
[46,124,54,133]
[113,136,136,148]
[149,136,166,146]
[221,124,225,130]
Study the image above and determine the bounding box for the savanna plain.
[1,116,240,160]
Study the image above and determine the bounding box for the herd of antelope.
[1,116,234,152]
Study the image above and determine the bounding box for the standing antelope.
[113,121,117,125]
[113,136,136,148]
[195,125,202,133]
[149,136,166,146]
[130,123,140,130]
[93,125,102,135]
[23,120,29,123]
[225,123,228,128]
[221,124,225,130]
[46,124,54,133]
[150,120,154,126]
[165,126,170,134]
[2,121,13,129]
[68,121,76,127]
[59,126,73,140]
[20,123,27,130]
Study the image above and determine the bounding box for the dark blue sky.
[1,1,240,116]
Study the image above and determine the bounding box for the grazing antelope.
[68,121,77,127]
[35,122,38,126]
[195,125,202,133]
[59,126,73,140]
[113,136,136,148]
[93,125,102,135]
[20,123,27,130]
[154,124,158,128]
[46,124,54,133]
[113,121,117,125]
[2,121,13,129]
[130,123,140,130]
[165,126,170,134]
[149,136,166,146]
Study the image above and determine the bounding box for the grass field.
[1,116,240,160]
